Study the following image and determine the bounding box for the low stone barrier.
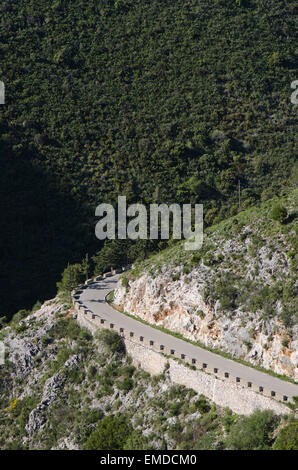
[103,272,112,278]
[112,268,122,275]
[72,275,294,415]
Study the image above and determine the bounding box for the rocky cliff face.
[0,298,234,450]
[114,272,297,380]
[0,290,296,449]
[114,205,298,381]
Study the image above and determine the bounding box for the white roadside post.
[0,341,5,365]
[0,81,5,104]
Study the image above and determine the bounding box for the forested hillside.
[0,0,297,318]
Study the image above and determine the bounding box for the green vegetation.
[9,309,31,327]
[226,410,278,450]
[85,415,132,450]
[127,188,298,332]
[271,204,288,224]
[273,421,298,450]
[194,396,211,414]
[97,329,126,355]
[93,240,129,276]
[0,309,297,450]
[1,0,297,319]
[56,263,85,298]
[0,1,297,449]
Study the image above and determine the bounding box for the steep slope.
[1,0,297,317]
[114,191,298,379]
[0,298,296,450]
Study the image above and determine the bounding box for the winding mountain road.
[78,275,298,400]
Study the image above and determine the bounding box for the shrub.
[195,396,210,414]
[85,415,132,450]
[197,310,205,319]
[168,385,188,400]
[273,421,298,450]
[14,396,39,432]
[122,365,135,377]
[0,316,7,332]
[99,329,125,355]
[123,430,149,450]
[86,409,104,424]
[117,377,133,394]
[169,402,182,417]
[281,306,295,328]
[214,275,238,311]
[10,309,30,325]
[66,367,85,384]
[195,432,217,450]
[51,318,81,340]
[79,328,92,341]
[93,240,128,276]
[271,204,288,224]
[191,254,201,264]
[121,276,129,288]
[182,265,191,275]
[205,208,219,226]
[222,410,237,433]
[226,410,279,450]
[50,348,72,373]
[57,263,84,294]
[88,365,97,379]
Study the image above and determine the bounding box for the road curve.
[78,275,298,400]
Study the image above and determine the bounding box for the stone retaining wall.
[72,284,291,416]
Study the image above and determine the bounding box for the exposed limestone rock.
[114,268,298,380]
[26,372,66,434]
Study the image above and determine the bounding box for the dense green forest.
[0,0,297,318]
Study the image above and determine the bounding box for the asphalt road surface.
[78,275,298,400]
